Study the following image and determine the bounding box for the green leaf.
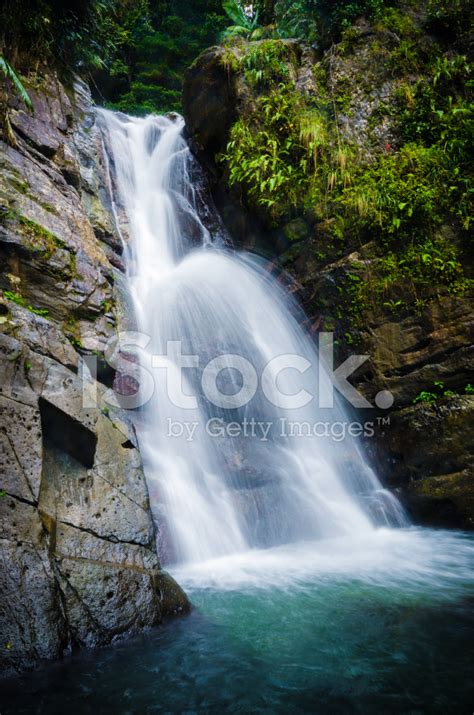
[222,0,249,28]
[0,57,34,111]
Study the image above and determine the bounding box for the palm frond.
[0,57,34,112]
[222,0,250,28]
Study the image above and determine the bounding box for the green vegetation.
[275,0,390,44]
[1,0,472,336]
[0,56,33,110]
[1,208,65,256]
[96,1,228,114]
[412,382,474,404]
[1,0,123,72]
[221,0,264,39]
[219,3,473,330]
[413,381,457,404]
[63,315,83,350]
[397,53,473,230]
[3,290,49,317]
[0,55,33,146]
[220,86,310,216]
[0,1,227,114]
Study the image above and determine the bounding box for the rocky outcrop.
[0,73,188,677]
[376,396,474,528]
[183,28,473,528]
[290,245,473,403]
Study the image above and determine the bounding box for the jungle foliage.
[219,2,473,329]
[0,0,228,114]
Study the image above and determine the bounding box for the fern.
[0,57,33,111]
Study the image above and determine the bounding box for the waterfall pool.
[4,527,473,713]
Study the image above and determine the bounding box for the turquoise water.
[3,529,474,713]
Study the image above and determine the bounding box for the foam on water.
[173,528,474,596]
[99,111,447,578]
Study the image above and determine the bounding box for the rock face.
[0,73,189,677]
[183,32,474,528]
[376,396,474,527]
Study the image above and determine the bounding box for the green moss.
[332,76,353,115]
[338,26,363,54]
[38,201,58,215]
[2,208,66,256]
[100,298,113,314]
[63,315,83,350]
[7,177,30,195]
[374,8,420,38]
[220,46,242,73]
[3,290,49,317]
[18,214,64,250]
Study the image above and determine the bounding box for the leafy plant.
[243,40,290,86]
[220,87,311,219]
[413,389,438,404]
[340,143,448,242]
[221,0,261,39]
[0,57,33,111]
[413,381,457,404]
[0,56,34,146]
[3,291,49,317]
[398,53,473,230]
[98,0,227,114]
[275,0,387,44]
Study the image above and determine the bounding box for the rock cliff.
[183,14,473,527]
[0,73,188,677]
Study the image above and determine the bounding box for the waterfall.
[98,110,407,565]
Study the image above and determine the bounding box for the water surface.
[4,528,473,714]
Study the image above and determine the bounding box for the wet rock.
[0,72,189,678]
[376,396,474,528]
[183,46,238,156]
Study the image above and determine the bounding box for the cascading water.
[98,110,406,565]
[5,110,473,715]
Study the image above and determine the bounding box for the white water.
[98,110,407,566]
